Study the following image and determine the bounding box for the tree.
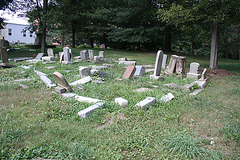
[0,0,13,29]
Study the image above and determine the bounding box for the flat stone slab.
[164,83,179,89]
[75,95,101,103]
[115,97,128,107]
[92,66,108,70]
[150,75,164,80]
[70,76,92,86]
[135,97,156,110]
[21,65,32,69]
[14,78,31,82]
[119,61,136,66]
[193,78,209,88]
[26,59,42,63]
[181,84,194,91]
[61,93,77,98]
[13,57,33,62]
[189,89,204,96]
[133,88,152,92]
[160,93,174,102]
[42,56,55,61]
[19,84,29,89]
[45,66,56,69]
[142,65,154,68]
[92,80,106,84]
[145,68,155,73]
[34,70,48,77]
[78,102,104,118]
[40,75,57,88]
[103,64,114,68]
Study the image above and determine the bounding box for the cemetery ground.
[0,47,239,159]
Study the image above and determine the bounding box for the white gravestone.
[79,67,90,78]
[80,50,88,60]
[88,50,94,60]
[162,54,168,69]
[150,50,164,80]
[187,62,201,79]
[135,97,156,110]
[134,66,145,76]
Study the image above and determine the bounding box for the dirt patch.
[200,68,237,77]
[97,113,126,130]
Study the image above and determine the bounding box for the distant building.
[0,23,35,44]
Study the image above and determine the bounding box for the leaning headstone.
[70,76,92,86]
[150,50,164,80]
[40,75,56,88]
[160,93,174,102]
[80,50,88,60]
[115,97,128,107]
[162,54,168,69]
[187,62,201,79]
[165,55,177,74]
[78,102,104,118]
[47,48,54,57]
[193,68,209,88]
[88,50,94,60]
[79,66,90,78]
[0,48,9,64]
[199,68,208,81]
[99,51,104,57]
[35,53,44,60]
[135,97,156,110]
[123,65,136,79]
[55,86,66,93]
[134,66,145,76]
[53,72,73,92]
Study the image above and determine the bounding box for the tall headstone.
[175,56,186,75]
[35,53,44,60]
[80,50,88,60]
[47,48,54,57]
[187,62,201,79]
[123,65,136,79]
[161,54,168,69]
[53,72,73,92]
[88,50,94,60]
[63,47,71,62]
[150,50,164,80]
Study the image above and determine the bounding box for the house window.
[8,29,12,36]
[23,31,26,37]
[30,31,33,37]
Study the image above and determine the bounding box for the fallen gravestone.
[123,65,136,79]
[78,102,104,118]
[19,84,29,89]
[115,97,128,107]
[79,67,90,78]
[189,89,204,96]
[35,53,44,60]
[40,75,56,88]
[164,83,179,89]
[160,93,174,102]
[53,71,73,92]
[75,95,101,103]
[70,76,92,86]
[119,61,136,66]
[135,97,156,110]
[193,68,209,88]
[133,88,152,92]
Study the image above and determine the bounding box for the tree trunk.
[72,29,75,48]
[90,38,94,48]
[210,22,218,69]
[41,0,48,54]
[164,26,172,52]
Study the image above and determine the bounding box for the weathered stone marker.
[78,102,104,118]
[40,75,56,88]
[53,71,73,92]
[47,48,54,57]
[62,47,71,63]
[187,62,201,79]
[162,54,168,69]
[119,61,136,66]
[150,50,164,80]
[115,97,128,107]
[134,66,145,76]
[123,65,136,79]
[166,55,186,76]
[160,93,174,102]
[70,76,92,86]
[135,97,156,110]
[79,66,90,78]
[99,51,104,57]
[0,48,9,64]
[35,53,44,60]
[80,50,88,60]
[88,50,94,60]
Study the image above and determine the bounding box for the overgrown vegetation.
[0,47,239,159]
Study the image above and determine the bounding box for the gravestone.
[115,97,128,107]
[187,62,201,79]
[176,56,186,75]
[0,48,9,64]
[193,68,209,88]
[62,47,71,63]
[47,48,54,57]
[80,50,88,60]
[40,75,56,88]
[75,95,101,103]
[78,102,104,118]
[162,54,168,69]
[99,51,104,57]
[118,61,136,66]
[70,76,92,86]
[150,50,164,80]
[200,68,207,81]
[53,72,73,92]
[135,97,156,110]
[166,55,186,76]
[123,65,136,79]
[160,93,174,102]
[79,66,90,78]
[35,53,44,60]
[88,50,94,60]
[134,66,145,76]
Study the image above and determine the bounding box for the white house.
[0,23,35,44]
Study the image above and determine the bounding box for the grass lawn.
[0,47,239,159]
